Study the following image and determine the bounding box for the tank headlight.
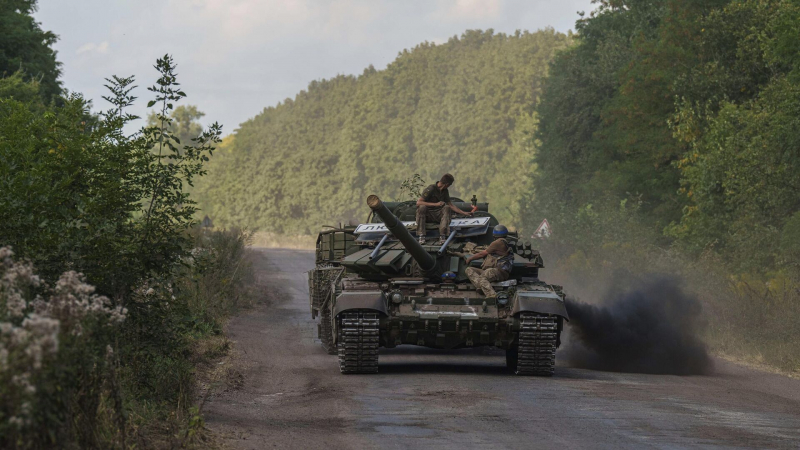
[391,292,403,304]
[441,271,456,283]
[497,294,509,306]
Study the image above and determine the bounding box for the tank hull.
[330,279,565,351]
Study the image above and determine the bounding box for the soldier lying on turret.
[464,225,514,299]
[416,173,473,245]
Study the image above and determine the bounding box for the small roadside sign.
[533,219,551,239]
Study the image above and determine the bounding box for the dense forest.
[526,0,800,277]
[194,29,572,233]
[525,0,800,371]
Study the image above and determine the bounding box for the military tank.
[308,194,568,375]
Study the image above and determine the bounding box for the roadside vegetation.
[527,0,800,374]
[0,2,257,447]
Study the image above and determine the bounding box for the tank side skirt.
[511,295,569,321]
[333,291,389,317]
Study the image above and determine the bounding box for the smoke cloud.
[563,275,713,375]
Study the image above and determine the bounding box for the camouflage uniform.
[465,266,509,297]
[465,239,513,297]
[416,204,452,237]
[416,183,453,237]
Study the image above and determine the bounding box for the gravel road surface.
[204,248,800,449]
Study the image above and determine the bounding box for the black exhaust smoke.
[564,275,713,375]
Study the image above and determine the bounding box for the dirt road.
[204,248,800,449]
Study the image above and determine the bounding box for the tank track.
[513,312,558,376]
[319,305,336,355]
[310,265,343,355]
[337,310,379,374]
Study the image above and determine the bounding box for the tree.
[0,0,62,102]
[194,29,573,234]
[147,104,206,149]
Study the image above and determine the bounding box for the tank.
[308,194,569,375]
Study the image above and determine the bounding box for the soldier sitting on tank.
[416,173,473,245]
[464,225,514,299]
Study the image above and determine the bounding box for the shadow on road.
[375,346,507,376]
[378,362,511,375]
[376,346,613,379]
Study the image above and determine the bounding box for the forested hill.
[526,0,800,275]
[194,29,572,234]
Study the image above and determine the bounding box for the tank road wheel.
[337,310,379,374]
[508,312,558,376]
[319,301,337,355]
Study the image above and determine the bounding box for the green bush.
[180,228,256,330]
[0,55,255,448]
[0,247,126,448]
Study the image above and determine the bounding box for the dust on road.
[204,248,800,449]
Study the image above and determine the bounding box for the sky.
[34,0,595,134]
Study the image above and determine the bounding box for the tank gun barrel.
[367,195,436,272]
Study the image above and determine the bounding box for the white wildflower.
[9,416,24,428]
[31,295,47,314]
[0,345,7,371]
[0,246,13,261]
[5,291,26,318]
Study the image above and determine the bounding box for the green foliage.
[179,228,256,329]
[194,29,573,233]
[398,174,426,200]
[0,57,221,297]
[138,55,222,277]
[527,0,800,373]
[781,211,800,268]
[0,0,62,102]
[0,54,236,447]
[147,104,207,151]
[0,91,140,294]
[0,72,44,109]
[526,0,800,276]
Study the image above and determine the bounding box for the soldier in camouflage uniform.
[464,225,514,298]
[416,173,472,244]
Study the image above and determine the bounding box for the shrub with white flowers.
[0,246,126,438]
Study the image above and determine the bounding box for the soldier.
[416,173,472,244]
[464,225,514,298]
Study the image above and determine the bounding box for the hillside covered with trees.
[194,29,572,233]
[526,0,800,276]
[524,0,800,371]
